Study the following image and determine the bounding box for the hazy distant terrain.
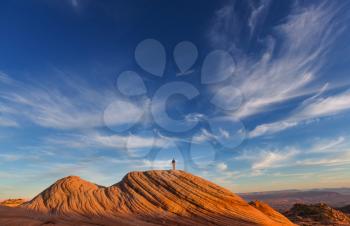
[240,188,350,211]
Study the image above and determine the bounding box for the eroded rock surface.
[2,170,294,226]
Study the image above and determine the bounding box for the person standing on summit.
[171,159,176,170]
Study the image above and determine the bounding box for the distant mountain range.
[240,188,350,212]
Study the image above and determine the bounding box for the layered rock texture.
[0,198,26,207]
[2,170,294,226]
[249,200,293,225]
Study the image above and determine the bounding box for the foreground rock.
[249,200,294,225]
[0,206,149,226]
[0,198,26,207]
[284,203,350,226]
[1,170,294,226]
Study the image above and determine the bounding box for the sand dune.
[2,170,294,225]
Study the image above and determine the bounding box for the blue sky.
[1,0,350,199]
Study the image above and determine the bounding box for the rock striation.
[5,170,294,226]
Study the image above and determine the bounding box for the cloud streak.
[208,1,350,139]
[249,89,350,137]
[233,135,350,177]
[45,132,169,151]
[209,1,346,123]
[0,71,146,130]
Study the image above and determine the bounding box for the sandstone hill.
[1,170,294,226]
[249,200,293,225]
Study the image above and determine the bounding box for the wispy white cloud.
[184,113,206,123]
[310,136,345,153]
[0,71,146,130]
[199,162,239,189]
[192,128,216,143]
[138,159,174,169]
[234,147,299,176]
[248,121,297,138]
[237,4,340,118]
[209,1,344,119]
[0,154,22,162]
[232,135,350,177]
[209,1,350,138]
[248,0,271,38]
[251,149,298,172]
[0,71,13,84]
[192,126,236,144]
[0,117,18,127]
[295,90,350,119]
[249,89,350,137]
[216,162,228,171]
[0,73,19,127]
[44,132,170,151]
[296,151,350,167]
[0,152,42,163]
